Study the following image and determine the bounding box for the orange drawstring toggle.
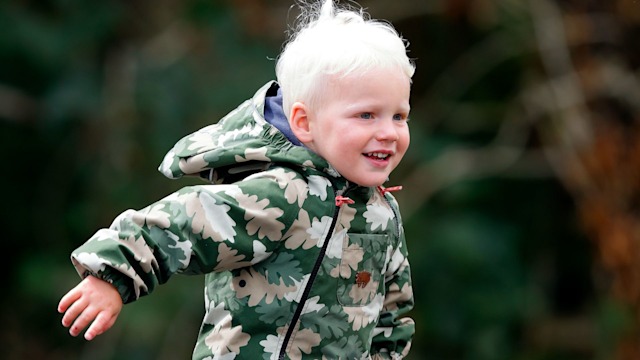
[377,185,403,195]
[335,196,355,207]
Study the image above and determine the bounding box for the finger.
[69,305,100,337]
[58,288,81,313]
[84,311,117,341]
[61,297,88,330]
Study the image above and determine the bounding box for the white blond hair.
[276,0,415,118]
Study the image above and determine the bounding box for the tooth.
[365,152,389,159]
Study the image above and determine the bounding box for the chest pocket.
[337,233,390,307]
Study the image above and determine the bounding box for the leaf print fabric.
[338,243,364,279]
[203,327,250,359]
[234,146,270,163]
[232,267,295,306]
[235,191,284,241]
[363,202,394,232]
[337,234,388,307]
[269,168,309,207]
[184,191,237,243]
[308,216,333,247]
[185,127,221,153]
[134,203,171,228]
[307,175,331,201]
[213,243,250,271]
[283,209,315,250]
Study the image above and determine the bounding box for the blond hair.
[276,0,415,118]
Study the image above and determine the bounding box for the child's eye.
[359,113,373,119]
[393,114,408,121]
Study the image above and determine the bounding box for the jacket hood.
[158,81,338,183]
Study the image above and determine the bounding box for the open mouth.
[364,152,391,160]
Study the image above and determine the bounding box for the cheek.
[399,129,410,151]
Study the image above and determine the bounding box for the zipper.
[277,188,343,360]
[378,186,402,239]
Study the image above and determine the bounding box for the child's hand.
[58,275,123,340]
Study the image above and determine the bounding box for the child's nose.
[375,119,399,141]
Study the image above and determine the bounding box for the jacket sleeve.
[370,211,415,359]
[70,173,299,304]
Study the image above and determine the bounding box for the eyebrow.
[343,101,410,113]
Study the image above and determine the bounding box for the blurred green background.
[2,0,639,359]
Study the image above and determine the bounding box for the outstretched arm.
[58,275,123,341]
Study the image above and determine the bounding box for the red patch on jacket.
[355,271,371,288]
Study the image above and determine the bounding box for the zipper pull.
[335,195,355,207]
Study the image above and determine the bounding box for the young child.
[58,0,415,358]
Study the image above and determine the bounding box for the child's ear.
[289,102,313,144]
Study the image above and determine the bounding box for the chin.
[349,177,388,188]
[341,168,394,187]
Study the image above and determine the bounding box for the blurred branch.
[399,101,550,218]
[398,2,540,217]
[360,0,441,21]
[141,21,194,69]
[525,315,596,354]
[225,0,439,42]
[528,0,594,194]
[0,84,38,122]
[528,1,640,359]
[415,29,531,133]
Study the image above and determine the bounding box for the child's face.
[302,68,411,187]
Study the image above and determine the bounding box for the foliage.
[1,0,638,359]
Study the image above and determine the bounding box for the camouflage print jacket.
[70,81,415,360]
